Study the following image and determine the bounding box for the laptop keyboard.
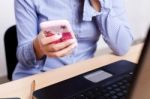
[66,73,133,99]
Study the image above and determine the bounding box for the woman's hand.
[90,0,101,12]
[33,31,77,60]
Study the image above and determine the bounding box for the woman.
[13,0,133,80]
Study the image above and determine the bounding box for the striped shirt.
[13,0,133,80]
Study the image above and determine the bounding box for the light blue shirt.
[13,0,133,80]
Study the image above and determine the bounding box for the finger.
[38,31,45,38]
[65,48,74,56]
[46,43,76,57]
[40,35,62,45]
[46,39,75,52]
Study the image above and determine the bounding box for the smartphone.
[40,20,76,44]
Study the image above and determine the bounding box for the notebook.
[33,28,150,99]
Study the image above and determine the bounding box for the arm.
[83,0,134,55]
[15,0,41,68]
[15,0,77,68]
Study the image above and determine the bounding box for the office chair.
[4,25,18,80]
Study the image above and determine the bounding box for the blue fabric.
[13,0,133,80]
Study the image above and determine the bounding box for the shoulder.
[15,0,39,10]
[15,0,37,6]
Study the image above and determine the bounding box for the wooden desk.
[0,44,143,99]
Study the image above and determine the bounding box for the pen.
[31,80,36,99]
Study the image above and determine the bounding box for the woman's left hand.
[90,0,101,12]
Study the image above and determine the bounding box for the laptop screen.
[128,28,150,99]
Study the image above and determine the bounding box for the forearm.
[96,15,133,55]
[17,41,44,68]
[15,0,45,67]
[95,0,134,55]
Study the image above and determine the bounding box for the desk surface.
[0,43,143,99]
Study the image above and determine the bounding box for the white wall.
[0,0,150,77]
[0,0,15,77]
[125,0,150,39]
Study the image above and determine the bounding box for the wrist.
[33,37,45,60]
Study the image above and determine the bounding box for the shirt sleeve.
[83,0,134,55]
[15,0,43,68]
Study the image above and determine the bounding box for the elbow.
[113,47,129,56]
[113,41,133,56]
[112,35,134,56]
[110,40,133,56]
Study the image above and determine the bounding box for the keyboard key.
[111,95,118,99]
[114,88,121,92]
[96,95,106,99]
[117,92,124,97]
[123,90,128,94]
[107,86,113,90]
[110,91,116,94]
[112,84,118,88]
[121,86,126,89]
[104,93,111,97]
[118,82,123,85]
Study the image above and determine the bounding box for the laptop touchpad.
[84,70,113,83]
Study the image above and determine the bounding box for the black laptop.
[33,28,150,99]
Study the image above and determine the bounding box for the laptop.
[33,28,150,99]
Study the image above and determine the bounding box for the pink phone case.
[40,20,76,44]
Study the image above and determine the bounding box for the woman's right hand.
[33,31,77,60]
